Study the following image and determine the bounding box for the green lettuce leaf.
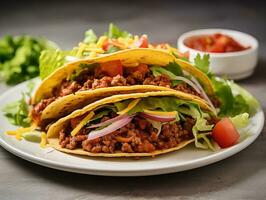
[83,29,97,44]
[0,35,57,85]
[2,81,34,127]
[105,23,132,39]
[212,77,255,119]
[229,82,259,116]
[229,113,249,129]
[39,49,66,80]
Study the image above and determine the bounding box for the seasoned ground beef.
[31,64,215,125]
[59,116,196,153]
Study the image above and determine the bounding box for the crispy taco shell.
[47,91,215,157]
[33,48,214,123]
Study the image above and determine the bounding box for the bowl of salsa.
[178,29,258,80]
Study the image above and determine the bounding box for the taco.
[31,48,219,128]
[47,91,218,157]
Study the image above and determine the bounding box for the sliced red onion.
[87,115,133,141]
[88,114,126,129]
[172,76,201,94]
[191,76,216,112]
[140,112,176,122]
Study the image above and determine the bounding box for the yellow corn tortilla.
[41,85,175,121]
[32,48,215,104]
[47,91,215,157]
[47,138,194,157]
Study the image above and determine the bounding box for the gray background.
[0,0,265,199]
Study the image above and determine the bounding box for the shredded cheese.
[89,51,97,58]
[96,36,107,48]
[77,43,86,57]
[117,99,140,115]
[143,110,177,117]
[40,132,47,148]
[71,111,95,136]
[5,124,37,141]
[84,47,104,53]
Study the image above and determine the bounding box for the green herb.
[0,35,57,85]
[165,62,183,76]
[105,23,132,39]
[194,54,210,74]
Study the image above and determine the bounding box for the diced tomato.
[175,50,190,59]
[100,60,123,77]
[212,118,240,148]
[185,33,250,53]
[136,35,149,48]
[129,63,149,73]
[102,39,110,51]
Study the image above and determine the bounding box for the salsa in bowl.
[178,29,258,80]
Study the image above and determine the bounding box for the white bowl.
[177,29,258,80]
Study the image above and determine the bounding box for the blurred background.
[1,0,265,55]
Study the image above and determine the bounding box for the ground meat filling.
[31,65,206,122]
[59,116,196,153]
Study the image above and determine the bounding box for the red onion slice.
[140,112,176,122]
[87,115,133,141]
[173,76,202,94]
[88,114,126,129]
[191,76,216,112]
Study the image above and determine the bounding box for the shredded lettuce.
[229,82,259,116]
[39,49,66,80]
[150,62,184,86]
[2,81,34,127]
[83,29,97,44]
[229,113,249,129]
[114,96,215,150]
[0,35,57,85]
[193,54,258,117]
[146,119,164,136]
[105,23,132,39]
[211,77,251,117]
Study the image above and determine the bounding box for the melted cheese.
[40,132,47,148]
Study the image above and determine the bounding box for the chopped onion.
[88,114,127,129]
[191,76,216,112]
[140,112,176,122]
[87,115,133,141]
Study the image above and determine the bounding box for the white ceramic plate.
[0,81,264,176]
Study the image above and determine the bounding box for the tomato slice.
[136,35,149,48]
[212,118,240,148]
[100,60,123,77]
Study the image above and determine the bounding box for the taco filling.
[56,96,218,154]
[31,61,220,126]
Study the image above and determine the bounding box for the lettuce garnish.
[194,54,259,117]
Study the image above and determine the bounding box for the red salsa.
[185,33,250,53]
